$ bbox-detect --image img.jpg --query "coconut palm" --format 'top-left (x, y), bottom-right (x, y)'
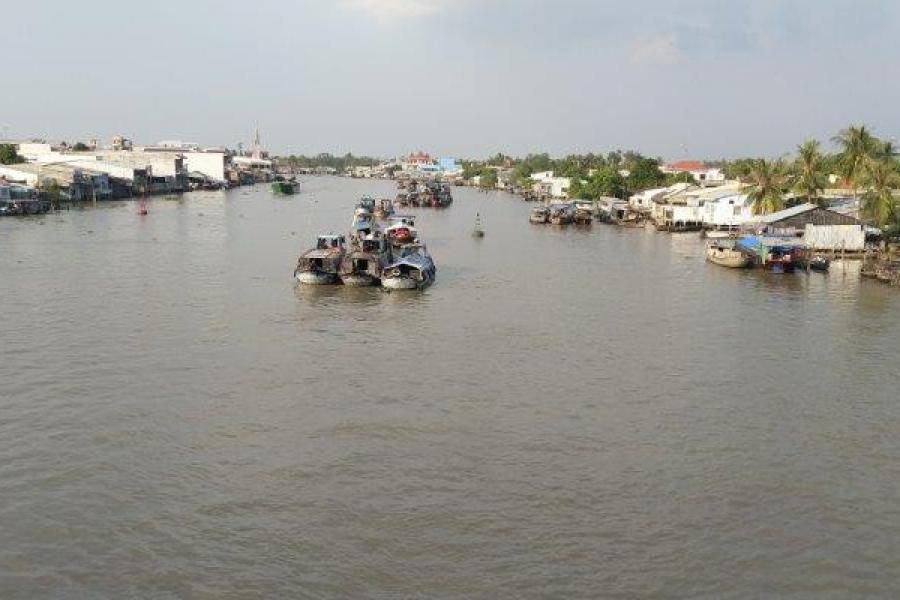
top-left (793, 139), bottom-right (827, 206)
top-left (861, 159), bottom-right (899, 228)
top-left (745, 159), bottom-right (787, 215)
top-left (833, 125), bottom-right (879, 198)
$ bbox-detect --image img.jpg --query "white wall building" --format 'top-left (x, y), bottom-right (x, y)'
top-left (529, 171), bottom-right (571, 198)
top-left (701, 193), bottom-right (754, 230)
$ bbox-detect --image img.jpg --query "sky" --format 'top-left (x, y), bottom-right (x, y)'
top-left (2, 0), bottom-right (900, 160)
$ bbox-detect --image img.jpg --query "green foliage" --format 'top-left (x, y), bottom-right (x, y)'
top-left (0, 144), bottom-right (23, 165)
top-left (833, 124), bottom-right (879, 193)
top-left (626, 157), bottom-right (666, 192)
top-left (276, 153), bottom-right (380, 173)
top-left (579, 167), bottom-right (627, 199)
top-left (42, 179), bottom-right (62, 209)
top-left (861, 159), bottom-right (899, 228)
top-left (478, 168), bottom-right (498, 189)
top-left (793, 139), bottom-right (827, 206)
top-left (746, 159), bottom-right (787, 215)
top-left (72, 142), bottom-right (90, 151)
top-left (664, 171), bottom-right (696, 185)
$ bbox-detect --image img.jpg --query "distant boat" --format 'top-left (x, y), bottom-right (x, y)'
top-left (706, 241), bottom-right (752, 268)
top-left (549, 203), bottom-right (574, 225)
top-left (271, 181), bottom-right (296, 195)
top-left (374, 198), bottom-right (394, 219)
top-left (385, 215), bottom-right (419, 247)
top-left (294, 234), bottom-right (347, 284)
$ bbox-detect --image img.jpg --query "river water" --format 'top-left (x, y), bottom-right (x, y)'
top-left (1, 177), bottom-right (899, 599)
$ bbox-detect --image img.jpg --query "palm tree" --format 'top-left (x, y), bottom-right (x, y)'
top-left (745, 159), bottom-right (786, 215)
top-left (833, 125), bottom-right (879, 201)
top-left (793, 139), bottom-right (827, 206)
top-left (861, 159), bottom-right (898, 228)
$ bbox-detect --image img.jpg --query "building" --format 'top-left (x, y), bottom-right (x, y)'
top-left (529, 171), bottom-right (571, 198)
top-left (749, 203), bottom-right (864, 250)
top-left (0, 163), bottom-right (98, 201)
top-left (701, 193), bottom-right (753, 230)
top-left (628, 186), bottom-right (669, 214)
top-left (662, 160), bottom-right (726, 186)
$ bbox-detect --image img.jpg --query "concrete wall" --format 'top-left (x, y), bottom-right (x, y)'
top-left (184, 151), bottom-right (226, 182)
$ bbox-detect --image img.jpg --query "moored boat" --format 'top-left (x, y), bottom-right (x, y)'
top-left (529, 206), bottom-right (550, 224)
top-left (706, 241), bottom-right (752, 268)
top-left (736, 236), bottom-right (807, 273)
top-left (294, 234), bottom-right (347, 284)
top-left (374, 198), bottom-right (394, 218)
top-left (573, 201), bottom-right (594, 225)
top-left (549, 203), bottom-right (574, 225)
top-left (385, 215), bottom-right (419, 247)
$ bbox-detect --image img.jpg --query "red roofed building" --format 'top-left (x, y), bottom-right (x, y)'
top-left (662, 160), bottom-right (726, 185)
top-left (404, 151), bottom-right (433, 167)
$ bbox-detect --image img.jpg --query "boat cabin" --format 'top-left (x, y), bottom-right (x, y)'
top-left (316, 234), bottom-right (346, 251)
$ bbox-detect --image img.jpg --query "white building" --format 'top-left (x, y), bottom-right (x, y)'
top-left (628, 187), bottom-right (669, 213)
top-left (529, 171), bottom-right (571, 198)
top-left (701, 193), bottom-right (753, 230)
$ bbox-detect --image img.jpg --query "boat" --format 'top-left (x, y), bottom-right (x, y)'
top-left (809, 255), bottom-right (830, 272)
top-left (294, 234), bottom-right (347, 284)
top-left (706, 241), bottom-right (752, 268)
top-left (385, 215), bottom-right (419, 247)
top-left (374, 198), bottom-right (394, 219)
top-left (358, 196), bottom-right (376, 212)
top-left (341, 235), bottom-right (392, 286)
top-left (472, 213), bottom-right (485, 238)
top-left (573, 201), bottom-right (594, 225)
top-left (381, 243), bottom-right (436, 290)
top-left (736, 236), bottom-right (807, 273)
top-left (529, 206), bottom-right (550, 224)
top-left (549, 203), bottom-right (574, 225)
top-left (394, 193), bottom-right (409, 208)
top-left (271, 181), bottom-right (296, 195)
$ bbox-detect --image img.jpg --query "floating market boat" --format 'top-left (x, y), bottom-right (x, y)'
top-left (271, 181), bottom-right (296, 195)
top-left (374, 198), bottom-right (394, 219)
top-left (706, 240), bottom-right (752, 268)
top-left (573, 201), bottom-right (594, 225)
top-left (549, 203), bottom-right (575, 225)
top-left (294, 234), bottom-right (347, 284)
top-left (385, 215), bottom-right (419, 246)
top-left (358, 196), bottom-right (376, 213)
top-left (529, 206), bottom-right (550, 224)
top-left (381, 243), bottom-right (436, 290)
top-left (341, 236), bottom-right (392, 286)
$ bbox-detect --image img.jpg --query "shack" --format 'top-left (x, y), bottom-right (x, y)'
top-left (750, 203), bottom-right (864, 251)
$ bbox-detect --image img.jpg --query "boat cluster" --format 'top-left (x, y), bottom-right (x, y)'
top-left (293, 196), bottom-right (436, 290)
top-left (704, 234), bottom-right (829, 272)
top-left (529, 200), bottom-right (596, 226)
top-left (395, 179), bottom-right (453, 208)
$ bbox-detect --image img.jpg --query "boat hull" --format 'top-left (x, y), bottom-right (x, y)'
top-left (295, 271), bottom-right (338, 285)
top-left (382, 276), bottom-right (425, 290)
top-left (706, 248), bottom-right (752, 268)
top-left (341, 273), bottom-right (378, 286)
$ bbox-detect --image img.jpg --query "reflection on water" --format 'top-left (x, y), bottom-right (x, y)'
top-left (1, 178), bottom-right (899, 599)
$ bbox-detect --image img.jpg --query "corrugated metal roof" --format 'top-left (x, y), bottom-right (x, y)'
top-left (753, 203), bottom-right (818, 224)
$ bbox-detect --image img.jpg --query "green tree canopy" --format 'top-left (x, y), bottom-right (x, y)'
top-left (0, 144), bottom-right (23, 165)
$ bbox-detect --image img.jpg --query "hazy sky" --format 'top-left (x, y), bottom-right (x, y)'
top-left (3, 0), bottom-right (899, 159)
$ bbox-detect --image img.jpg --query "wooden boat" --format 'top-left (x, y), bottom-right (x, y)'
top-left (271, 181), bottom-right (295, 195)
top-left (706, 241), bottom-right (752, 268)
top-left (736, 236), bottom-right (807, 273)
top-left (294, 234), bottom-right (346, 284)
top-left (341, 236), bottom-right (392, 286)
top-left (381, 243), bottom-right (436, 290)
top-left (385, 215), bottom-right (419, 247)
top-left (374, 198), bottom-right (394, 219)
top-left (529, 206), bottom-right (550, 224)
top-left (549, 203), bottom-right (574, 225)
top-left (809, 255), bottom-right (830, 272)
top-left (573, 201), bottom-right (594, 225)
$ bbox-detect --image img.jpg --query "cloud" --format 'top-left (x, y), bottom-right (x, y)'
top-left (630, 33), bottom-right (680, 65)
top-left (339, 0), bottom-right (448, 22)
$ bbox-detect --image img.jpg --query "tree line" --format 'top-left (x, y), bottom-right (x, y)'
top-left (276, 153), bottom-right (381, 172)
